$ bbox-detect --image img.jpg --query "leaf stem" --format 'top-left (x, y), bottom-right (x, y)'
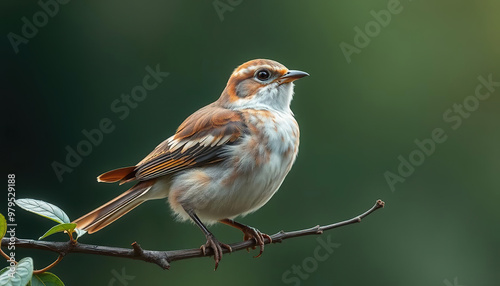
top-left (0, 247), bottom-right (14, 263)
top-left (33, 254), bottom-right (64, 274)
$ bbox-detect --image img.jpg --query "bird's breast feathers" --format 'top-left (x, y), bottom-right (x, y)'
top-left (230, 108), bottom-right (299, 173)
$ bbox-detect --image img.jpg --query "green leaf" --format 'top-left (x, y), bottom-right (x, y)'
top-left (30, 272), bottom-right (65, 286)
top-left (39, 223), bottom-right (76, 240)
top-left (0, 257), bottom-right (33, 286)
top-left (15, 199), bottom-right (70, 224)
top-left (0, 213), bottom-right (6, 240)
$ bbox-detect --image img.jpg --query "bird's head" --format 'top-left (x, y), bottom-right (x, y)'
top-left (217, 59), bottom-right (309, 112)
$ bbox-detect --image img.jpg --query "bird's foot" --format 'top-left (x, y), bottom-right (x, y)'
top-left (240, 226), bottom-right (272, 258)
top-left (200, 234), bottom-right (232, 270)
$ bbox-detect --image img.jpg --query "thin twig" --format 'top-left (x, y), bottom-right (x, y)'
top-left (1, 199), bottom-right (384, 270)
top-left (33, 254), bottom-right (64, 274)
top-left (0, 248), bottom-right (13, 263)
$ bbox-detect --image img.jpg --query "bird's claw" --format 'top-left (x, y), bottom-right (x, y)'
top-left (200, 234), bottom-right (232, 270)
top-left (242, 226), bottom-right (272, 258)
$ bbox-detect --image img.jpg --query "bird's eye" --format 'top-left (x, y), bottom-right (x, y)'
top-left (256, 69), bottom-right (271, 81)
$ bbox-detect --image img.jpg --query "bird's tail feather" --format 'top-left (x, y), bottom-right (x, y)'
top-left (73, 180), bottom-right (155, 234)
top-left (97, 166), bottom-right (136, 185)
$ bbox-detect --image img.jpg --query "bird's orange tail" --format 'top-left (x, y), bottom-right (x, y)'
top-left (97, 166), bottom-right (136, 184)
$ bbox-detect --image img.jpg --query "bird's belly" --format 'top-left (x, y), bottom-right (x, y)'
top-left (225, 152), bottom-right (293, 214)
top-left (194, 152), bottom-right (294, 222)
top-left (169, 143), bottom-right (297, 224)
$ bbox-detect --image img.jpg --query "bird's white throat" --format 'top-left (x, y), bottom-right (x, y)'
top-left (229, 82), bottom-right (295, 113)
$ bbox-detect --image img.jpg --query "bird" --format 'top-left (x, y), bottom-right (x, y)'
top-left (72, 59), bottom-right (309, 269)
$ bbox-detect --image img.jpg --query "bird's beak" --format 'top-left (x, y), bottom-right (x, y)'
top-left (278, 70), bottom-right (309, 84)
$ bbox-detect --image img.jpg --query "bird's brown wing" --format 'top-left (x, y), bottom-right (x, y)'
top-left (98, 104), bottom-right (246, 183)
top-left (132, 104), bottom-right (247, 181)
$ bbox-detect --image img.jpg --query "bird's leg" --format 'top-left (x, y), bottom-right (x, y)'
top-left (185, 209), bottom-right (231, 270)
top-left (220, 219), bottom-right (272, 258)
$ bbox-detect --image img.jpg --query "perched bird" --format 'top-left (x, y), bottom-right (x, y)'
top-left (73, 59), bottom-right (309, 269)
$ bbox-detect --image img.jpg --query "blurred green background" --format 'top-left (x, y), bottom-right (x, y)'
top-left (2, 0), bottom-right (499, 285)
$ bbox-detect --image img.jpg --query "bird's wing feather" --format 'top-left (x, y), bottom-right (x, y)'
top-left (135, 104), bottom-right (247, 180)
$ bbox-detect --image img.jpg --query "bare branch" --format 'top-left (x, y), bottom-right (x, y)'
top-left (2, 199), bottom-right (385, 270)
